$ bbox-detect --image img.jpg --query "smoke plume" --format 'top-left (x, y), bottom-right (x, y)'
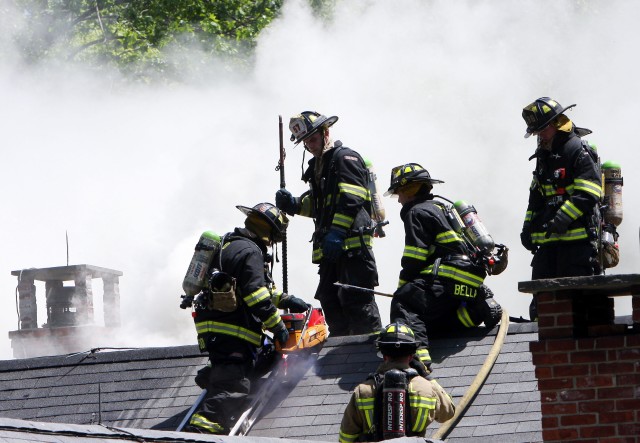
top-left (1, 0), bottom-right (638, 359)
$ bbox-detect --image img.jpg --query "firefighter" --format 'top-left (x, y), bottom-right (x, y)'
top-left (385, 163), bottom-right (503, 371)
top-left (185, 202), bottom-right (308, 434)
top-left (339, 323), bottom-right (455, 442)
top-left (275, 111), bottom-right (382, 337)
top-left (520, 97), bottom-right (602, 320)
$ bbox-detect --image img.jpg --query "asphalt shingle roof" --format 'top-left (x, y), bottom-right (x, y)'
top-left (0, 322), bottom-right (541, 442)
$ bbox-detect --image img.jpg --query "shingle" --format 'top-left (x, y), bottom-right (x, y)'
top-left (492, 381), bottom-right (537, 394)
top-left (516, 420), bottom-right (543, 432)
top-left (472, 422), bottom-right (519, 436)
top-left (483, 401), bottom-right (530, 415)
top-left (0, 325), bottom-right (543, 442)
top-left (499, 411), bottom-right (541, 424)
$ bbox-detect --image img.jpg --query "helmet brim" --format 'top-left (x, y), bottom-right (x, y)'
top-left (236, 204), bottom-right (286, 238)
top-left (523, 103), bottom-right (576, 138)
top-left (292, 115), bottom-right (338, 145)
top-left (383, 178), bottom-right (444, 196)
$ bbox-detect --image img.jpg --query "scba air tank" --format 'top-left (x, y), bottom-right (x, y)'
top-left (182, 231), bottom-right (221, 297)
top-left (602, 161), bottom-right (623, 226)
top-left (364, 158), bottom-right (386, 227)
top-left (453, 200), bottom-right (495, 253)
top-left (381, 369), bottom-right (408, 440)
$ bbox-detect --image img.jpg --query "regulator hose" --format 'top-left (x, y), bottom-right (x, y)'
top-left (432, 309), bottom-right (510, 440)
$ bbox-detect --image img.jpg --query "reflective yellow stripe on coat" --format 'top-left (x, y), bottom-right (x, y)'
top-left (194, 321), bottom-right (262, 346)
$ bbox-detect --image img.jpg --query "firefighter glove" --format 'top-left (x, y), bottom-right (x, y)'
top-left (520, 222), bottom-right (536, 252)
top-left (275, 189), bottom-right (298, 215)
top-left (194, 364), bottom-right (212, 389)
top-left (410, 354), bottom-right (432, 377)
top-left (272, 322), bottom-right (290, 346)
top-left (322, 228), bottom-right (346, 262)
top-left (279, 294), bottom-right (309, 313)
top-left (544, 210), bottom-right (573, 238)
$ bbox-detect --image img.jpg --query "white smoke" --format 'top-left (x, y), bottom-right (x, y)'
top-left (1, 0), bottom-right (639, 359)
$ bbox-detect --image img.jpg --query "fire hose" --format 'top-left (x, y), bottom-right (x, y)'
top-left (431, 308), bottom-right (509, 440)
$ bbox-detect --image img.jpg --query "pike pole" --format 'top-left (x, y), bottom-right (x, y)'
top-left (333, 282), bottom-right (393, 298)
top-left (277, 115), bottom-right (288, 294)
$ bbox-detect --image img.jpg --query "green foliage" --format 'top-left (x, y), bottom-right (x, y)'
top-left (11, 0), bottom-right (284, 83)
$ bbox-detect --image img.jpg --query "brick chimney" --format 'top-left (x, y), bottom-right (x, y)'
top-left (9, 265), bottom-right (123, 359)
top-left (519, 274), bottom-right (640, 442)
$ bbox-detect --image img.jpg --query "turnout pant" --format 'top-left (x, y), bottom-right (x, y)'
top-left (315, 250), bottom-right (382, 337)
top-left (528, 241), bottom-right (596, 320)
top-left (390, 279), bottom-right (492, 364)
top-left (187, 361), bottom-right (251, 434)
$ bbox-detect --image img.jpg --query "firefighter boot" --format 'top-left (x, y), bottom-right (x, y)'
top-left (482, 298), bottom-right (503, 329)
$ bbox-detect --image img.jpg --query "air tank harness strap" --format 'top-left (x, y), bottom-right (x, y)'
top-left (355, 226), bottom-right (375, 262)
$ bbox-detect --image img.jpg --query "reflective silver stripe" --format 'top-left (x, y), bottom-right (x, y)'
top-left (344, 235), bottom-right (372, 250)
top-left (409, 391), bottom-right (436, 432)
top-left (457, 304), bottom-right (475, 327)
top-left (333, 213), bottom-right (354, 229)
top-left (436, 230), bottom-right (463, 244)
top-left (194, 321), bottom-right (262, 346)
top-left (263, 311), bottom-right (282, 329)
top-left (532, 227), bottom-right (589, 244)
top-left (339, 430), bottom-right (359, 443)
top-left (189, 413), bottom-right (225, 433)
top-left (338, 182), bottom-right (369, 200)
top-left (573, 178), bottom-right (603, 198)
top-left (560, 200), bottom-right (583, 220)
top-left (403, 245), bottom-right (432, 261)
top-left (524, 210), bottom-right (533, 222)
top-left (244, 287), bottom-right (270, 307)
top-left (355, 397), bottom-right (375, 430)
top-left (421, 264), bottom-right (484, 287)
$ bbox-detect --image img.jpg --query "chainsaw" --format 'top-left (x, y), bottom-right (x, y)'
top-left (228, 306), bottom-right (328, 436)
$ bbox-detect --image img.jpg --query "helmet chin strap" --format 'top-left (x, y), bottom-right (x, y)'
top-left (300, 148), bottom-right (306, 180)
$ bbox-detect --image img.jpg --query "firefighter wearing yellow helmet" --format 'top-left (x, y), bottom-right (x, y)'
top-left (339, 323), bottom-right (455, 442)
top-left (275, 111), bottom-right (382, 337)
top-left (385, 163), bottom-right (503, 372)
top-left (520, 97), bottom-right (603, 320)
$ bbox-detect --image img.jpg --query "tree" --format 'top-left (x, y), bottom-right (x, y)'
top-left (11, 0), bottom-right (284, 82)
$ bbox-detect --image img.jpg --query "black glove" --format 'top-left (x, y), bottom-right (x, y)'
top-left (194, 364), bottom-right (211, 389)
top-left (410, 354), bottom-right (432, 377)
top-left (322, 228), bottom-right (346, 262)
top-left (544, 210), bottom-right (573, 238)
top-left (275, 189), bottom-right (298, 215)
top-left (272, 323), bottom-right (290, 347)
top-left (520, 222), bottom-right (536, 252)
top-left (279, 294), bottom-right (309, 313)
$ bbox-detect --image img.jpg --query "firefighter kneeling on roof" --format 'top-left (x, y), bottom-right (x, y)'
top-left (339, 323), bottom-right (455, 442)
top-left (184, 202), bottom-right (308, 435)
top-left (385, 163), bottom-right (505, 373)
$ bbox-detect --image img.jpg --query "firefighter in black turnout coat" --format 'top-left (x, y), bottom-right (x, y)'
top-left (386, 164), bottom-right (502, 370)
top-left (276, 111), bottom-right (382, 336)
top-left (185, 202), bottom-right (307, 434)
top-left (520, 97), bottom-right (602, 320)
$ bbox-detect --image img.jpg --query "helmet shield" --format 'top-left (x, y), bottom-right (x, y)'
top-left (384, 163), bottom-right (444, 196)
top-left (522, 97), bottom-right (576, 138)
top-left (237, 203), bottom-right (289, 242)
top-left (375, 322), bottom-right (420, 357)
top-left (289, 111), bottom-right (338, 144)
